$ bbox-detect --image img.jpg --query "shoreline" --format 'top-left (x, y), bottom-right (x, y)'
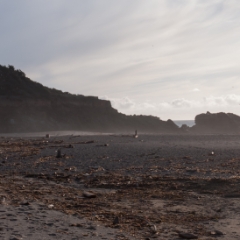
top-left (1, 134), bottom-right (240, 239)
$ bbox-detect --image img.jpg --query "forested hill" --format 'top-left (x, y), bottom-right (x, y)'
top-left (0, 65), bottom-right (179, 133)
top-left (0, 65), bottom-right (106, 104)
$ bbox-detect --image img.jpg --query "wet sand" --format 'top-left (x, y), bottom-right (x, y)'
top-left (0, 132), bottom-right (240, 239)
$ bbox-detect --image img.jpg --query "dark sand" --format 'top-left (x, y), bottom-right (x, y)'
top-left (1, 132), bottom-right (240, 239)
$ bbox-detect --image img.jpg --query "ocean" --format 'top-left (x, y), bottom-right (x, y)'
top-left (173, 120), bottom-right (195, 127)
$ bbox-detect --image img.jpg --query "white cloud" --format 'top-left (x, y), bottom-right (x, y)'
top-left (101, 94), bottom-right (240, 120)
top-left (203, 94), bottom-right (240, 106)
top-left (1, 1), bottom-right (240, 119)
top-left (192, 88), bottom-right (200, 92)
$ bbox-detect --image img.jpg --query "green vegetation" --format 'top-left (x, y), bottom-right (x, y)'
top-left (0, 65), bottom-right (98, 102)
top-left (0, 64), bottom-right (179, 133)
top-left (0, 65), bottom-right (51, 98)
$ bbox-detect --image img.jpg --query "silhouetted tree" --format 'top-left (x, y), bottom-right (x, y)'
top-left (8, 65), bottom-right (15, 71)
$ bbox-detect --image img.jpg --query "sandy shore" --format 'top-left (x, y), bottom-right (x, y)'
top-left (0, 132), bottom-right (240, 239)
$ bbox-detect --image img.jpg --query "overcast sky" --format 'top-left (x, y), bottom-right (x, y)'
top-left (1, 0), bottom-right (240, 120)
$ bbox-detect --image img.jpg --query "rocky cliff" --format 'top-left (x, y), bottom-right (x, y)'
top-left (191, 111), bottom-right (240, 133)
top-left (0, 65), bottom-right (179, 133)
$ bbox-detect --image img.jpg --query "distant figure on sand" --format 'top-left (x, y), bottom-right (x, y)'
top-left (134, 130), bottom-right (138, 138)
top-left (56, 149), bottom-right (62, 158)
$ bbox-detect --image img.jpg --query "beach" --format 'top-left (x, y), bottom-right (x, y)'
top-left (0, 132), bottom-right (240, 239)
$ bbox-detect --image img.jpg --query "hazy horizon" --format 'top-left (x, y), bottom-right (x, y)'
top-left (1, 1), bottom-right (240, 120)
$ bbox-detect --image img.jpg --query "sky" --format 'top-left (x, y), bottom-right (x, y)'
top-left (1, 0), bottom-right (240, 120)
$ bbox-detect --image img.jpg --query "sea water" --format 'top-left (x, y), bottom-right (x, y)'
top-left (174, 120), bottom-right (195, 127)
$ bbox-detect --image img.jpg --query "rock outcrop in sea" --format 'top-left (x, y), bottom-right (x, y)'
top-left (191, 111), bottom-right (240, 133)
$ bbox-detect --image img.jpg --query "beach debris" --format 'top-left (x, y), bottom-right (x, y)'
top-left (224, 193), bottom-right (240, 198)
top-left (83, 191), bottom-right (97, 198)
top-left (178, 232), bottom-right (198, 239)
top-left (87, 225), bottom-right (97, 230)
top-left (9, 236), bottom-right (23, 240)
top-left (1, 134), bottom-right (240, 239)
top-left (113, 216), bottom-right (119, 225)
top-left (209, 151), bottom-right (215, 156)
top-left (20, 201), bottom-right (30, 206)
top-left (96, 143), bottom-right (109, 147)
top-left (74, 140), bottom-right (95, 144)
top-left (48, 204), bottom-right (54, 209)
top-left (0, 196), bottom-right (6, 205)
top-left (70, 223), bottom-right (84, 227)
top-left (150, 224), bottom-right (158, 234)
top-left (209, 230), bottom-right (224, 236)
top-left (64, 167), bottom-right (77, 172)
top-left (186, 169), bottom-right (199, 174)
top-left (56, 149), bottom-right (62, 158)
top-left (67, 144), bottom-right (74, 148)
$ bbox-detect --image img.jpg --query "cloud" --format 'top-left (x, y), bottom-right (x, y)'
top-left (101, 94), bottom-right (240, 119)
top-left (101, 96), bottom-right (156, 112)
top-left (1, 1), bottom-right (240, 119)
top-left (192, 88), bottom-right (200, 92)
top-left (203, 94), bottom-right (240, 106)
top-left (112, 97), bottom-right (136, 110)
